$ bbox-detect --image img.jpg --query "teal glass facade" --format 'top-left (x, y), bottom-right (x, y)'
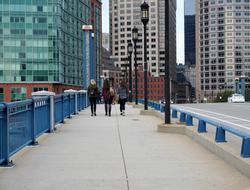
top-left (0, 0), bottom-right (91, 86)
top-left (94, 4), bottom-right (101, 88)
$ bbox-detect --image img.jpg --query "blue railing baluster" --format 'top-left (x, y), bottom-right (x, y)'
top-left (241, 138), bottom-right (250, 158)
top-left (215, 127), bottom-right (226, 142)
top-left (198, 120), bottom-right (207, 133)
top-left (186, 115), bottom-right (193, 126)
top-left (172, 109), bottom-right (178, 118)
top-left (180, 112), bottom-right (186, 123)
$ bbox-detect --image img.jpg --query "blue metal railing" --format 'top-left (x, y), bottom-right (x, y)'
top-left (137, 99), bottom-right (250, 158)
top-left (0, 91), bottom-right (88, 166)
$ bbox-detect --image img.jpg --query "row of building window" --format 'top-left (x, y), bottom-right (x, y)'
top-left (0, 86), bottom-right (48, 102)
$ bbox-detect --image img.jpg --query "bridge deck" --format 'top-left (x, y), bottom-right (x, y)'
top-left (0, 105), bottom-right (249, 190)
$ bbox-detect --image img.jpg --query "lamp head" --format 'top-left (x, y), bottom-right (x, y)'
top-left (141, 1), bottom-right (149, 25)
top-left (127, 43), bottom-right (133, 54)
top-left (132, 27), bottom-right (138, 42)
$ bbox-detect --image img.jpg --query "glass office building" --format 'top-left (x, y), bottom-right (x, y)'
top-left (0, 0), bottom-right (91, 101)
top-left (93, 0), bottom-right (101, 88)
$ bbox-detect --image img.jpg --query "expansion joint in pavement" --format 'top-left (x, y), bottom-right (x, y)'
top-left (114, 106), bottom-right (130, 190)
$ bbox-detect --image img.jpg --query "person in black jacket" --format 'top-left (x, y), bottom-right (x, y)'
top-left (87, 79), bottom-right (99, 116)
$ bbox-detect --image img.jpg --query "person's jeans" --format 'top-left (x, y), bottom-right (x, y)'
top-left (89, 97), bottom-right (97, 114)
top-left (119, 99), bottom-right (126, 113)
top-left (104, 100), bottom-right (112, 115)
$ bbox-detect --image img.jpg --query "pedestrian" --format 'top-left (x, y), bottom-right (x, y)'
top-left (117, 80), bottom-right (128, 116)
top-left (87, 79), bottom-right (99, 116)
top-left (102, 79), bottom-right (115, 116)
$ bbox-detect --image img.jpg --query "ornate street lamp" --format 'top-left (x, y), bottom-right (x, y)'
top-left (141, 1), bottom-right (149, 110)
top-left (127, 42), bottom-right (133, 102)
top-left (132, 27), bottom-right (139, 105)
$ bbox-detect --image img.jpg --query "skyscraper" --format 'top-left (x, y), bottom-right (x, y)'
top-left (0, 1), bottom-right (91, 102)
top-left (184, 0), bottom-right (196, 66)
top-left (196, 0), bottom-right (250, 102)
top-left (109, 0), bottom-right (176, 80)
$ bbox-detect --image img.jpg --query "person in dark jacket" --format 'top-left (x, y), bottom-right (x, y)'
top-left (117, 80), bottom-right (128, 116)
top-left (87, 79), bottom-right (99, 116)
top-left (102, 79), bottom-right (114, 116)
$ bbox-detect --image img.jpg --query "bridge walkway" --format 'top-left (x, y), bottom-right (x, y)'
top-left (0, 105), bottom-right (249, 190)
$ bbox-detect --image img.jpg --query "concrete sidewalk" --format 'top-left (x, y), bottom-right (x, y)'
top-left (0, 104), bottom-right (249, 190)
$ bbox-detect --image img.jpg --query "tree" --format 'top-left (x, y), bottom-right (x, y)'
top-left (215, 90), bottom-right (234, 102)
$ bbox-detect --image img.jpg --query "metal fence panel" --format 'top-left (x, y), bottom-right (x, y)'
top-left (70, 94), bottom-right (75, 114)
top-left (63, 95), bottom-right (70, 118)
top-left (34, 98), bottom-right (50, 137)
top-left (55, 95), bottom-right (63, 124)
top-left (8, 101), bottom-right (33, 156)
top-left (0, 92), bottom-right (88, 165)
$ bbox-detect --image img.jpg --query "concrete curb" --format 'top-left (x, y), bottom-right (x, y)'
top-left (132, 104), bottom-right (144, 109)
top-left (140, 108), bottom-right (250, 178)
top-left (157, 123), bottom-right (186, 134)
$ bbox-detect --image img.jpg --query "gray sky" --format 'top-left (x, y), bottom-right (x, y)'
top-left (102, 0), bottom-right (184, 64)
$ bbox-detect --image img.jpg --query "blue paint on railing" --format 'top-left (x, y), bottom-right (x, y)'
top-left (137, 99), bottom-right (250, 158)
top-left (0, 91), bottom-right (88, 166)
top-left (198, 120), bottom-right (207, 133)
top-left (0, 104), bottom-right (6, 164)
top-left (70, 94), bottom-right (75, 115)
top-left (180, 112), bottom-right (186, 123)
top-left (172, 109), bottom-right (178, 118)
top-left (215, 127), bottom-right (226, 143)
top-left (63, 95), bottom-right (70, 118)
top-left (34, 98), bottom-right (50, 137)
top-left (54, 95), bottom-right (64, 124)
top-left (8, 101), bottom-right (33, 157)
top-left (186, 115), bottom-right (193, 126)
top-left (241, 138), bottom-right (250, 158)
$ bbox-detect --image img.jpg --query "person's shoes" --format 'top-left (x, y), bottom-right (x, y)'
top-left (122, 111), bottom-right (125, 116)
top-left (105, 113), bottom-right (107, 116)
top-left (120, 112), bottom-right (122, 115)
top-left (94, 113), bottom-right (97, 116)
top-left (91, 113), bottom-right (93, 116)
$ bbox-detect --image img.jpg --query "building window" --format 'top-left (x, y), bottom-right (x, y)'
top-left (10, 87), bottom-right (27, 102)
top-left (0, 88), bottom-right (3, 102)
top-left (33, 87), bottom-right (48, 92)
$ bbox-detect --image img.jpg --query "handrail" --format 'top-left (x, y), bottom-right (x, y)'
top-left (137, 99), bottom-right (250, 158)
top-left (0, 91), bottom-right (89, 167)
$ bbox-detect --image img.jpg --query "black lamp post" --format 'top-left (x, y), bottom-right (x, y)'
top-left (132, 27), bottom-right (139, 105)
top-left (128, 43), bottom-right (133, 102)
top-left (141, 1), bottom-right (149, 110)
top-left (165, 0), bottom-right (171, 124)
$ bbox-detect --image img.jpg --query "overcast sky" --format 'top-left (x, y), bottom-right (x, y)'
top-left (102, 0), bottom-right (185, 64)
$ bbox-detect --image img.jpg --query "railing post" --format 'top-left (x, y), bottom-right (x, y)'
top-left (241, 137), bottom-right (250, 158)
top-left (186, 115), bottom-right (193, 126)
top-left (198, 120), bottom-right (207, 133)
top-left (172, 109), bottom-right (178, 118)
top-left (180, 112), bottom-right (186, 123)
top-left (61, 95), bottom-right (65, 123)
top-left (30, 99), bottom-right (38, 145)
top-left (74, 92), bottom-right (78, 114)
top-left (68, 94), bottom-right (71, 118)
top-left (0, 104), bottom-right (14, 167)
top-left (215, 127), bottom-right (226, 142)
top-left (49, 95), bottom-right (55, 132)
